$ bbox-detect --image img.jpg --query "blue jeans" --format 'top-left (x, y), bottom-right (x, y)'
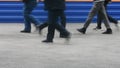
top-left (23, 2), bottom-right (40, 31)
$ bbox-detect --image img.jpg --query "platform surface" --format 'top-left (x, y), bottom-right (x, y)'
top-left (0, 23), bottom-right (120, 68)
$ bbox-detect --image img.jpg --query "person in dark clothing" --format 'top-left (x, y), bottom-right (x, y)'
top-left (42, 0), bottom-right (71, 43)
top-left (38, 11), bottom-right (66, 38)
top-left (77, 0), bottom-right (112, 34)
top-left (94, 0), bottom-right (118, 30)
top-left (21, 0), bottom-right (41, 33)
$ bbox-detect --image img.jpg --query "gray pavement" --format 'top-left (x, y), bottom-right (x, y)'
top-left (0, 23), bottom-right (120, 68)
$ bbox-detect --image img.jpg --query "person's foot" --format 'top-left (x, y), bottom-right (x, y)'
top-left (93, 27), bottom-right (101, 30)
top-left (34, 24), bottom-right (40, 30)
top-left (36, 24), bottom-right (43, 34)
top-left (42, 39), bottom-right (53, 43)
top-left (64, 32), bottom-right (71, 41)
top-left (77, 28), bottom-right (86, 34)
top-left (102, 29), bottom-right (112, 34)
top-left (20, 30), bottom-right (31, 33)
top-left (60, 35), bottom-right (67, 38)
top-left (114, 21), bottom-right (120, 30)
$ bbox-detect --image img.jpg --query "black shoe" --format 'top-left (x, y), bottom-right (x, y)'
top-left (102, 29), bottom-right (112, 34)
top-left (77, 28), bottom-right (86, 34)
top-left (42, 40), bottom-right (53, 43)
top-left (20, 30), bottom-right (31, 33)
top-left (35, 25), bottom-right (42, 34)
top-left (93, 27), bottom-right (101, 30)
top-left (37, 22), bottom-right (48, 34)
top-left (64, 32), bottom-right (71, 41)
top-left (60, 35), bottom-right (66, 38)
top-left (37, 25), bottom-right (44, 34)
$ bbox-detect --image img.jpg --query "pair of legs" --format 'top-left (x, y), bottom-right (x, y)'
top-left (77, 1), bottom-right (112, 34)
top-left (95, 1), bottom-right (118, 29)
top-left (38, 10), bottom-right (66, 37)
top-left (21, 2), bottom-right (41, 33)
top-left (42, 10), bottom-right (70, 43)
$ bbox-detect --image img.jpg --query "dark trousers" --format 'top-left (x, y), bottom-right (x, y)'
top-left (39, 10), bottom-right (66, 36)
top-left (97, 1), bottom-right (118, 28)
top-left (46, 10), bottom-right (69, 41)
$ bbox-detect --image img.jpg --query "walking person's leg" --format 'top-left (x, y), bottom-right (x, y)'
top-left (59, 10), bottom-right (67, 37)
top-left (37, 10), bottom-right (67, 35)
top-left (93, 10), bottom-right (102, 30)
top-left (37, 22), bottom-right (48, 34)
top-left (77, 2), bottom-right (99, 34)
top-left (21, 2), bottom-right (33, 33)
top-left (60, 10), bottom-right (66, 27)
top-left (100, 2), bottom-right (112, 34)
top-left (25, 2), bottom-right (41, 27)
top-left (108, 15), bottom-right (118, 25)
top-left (42, 10), bottom-right (70, 43)
top-left (21, 2), bottom-right (41, 33)
top-left (104, 1), bottom-right (118, 26)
